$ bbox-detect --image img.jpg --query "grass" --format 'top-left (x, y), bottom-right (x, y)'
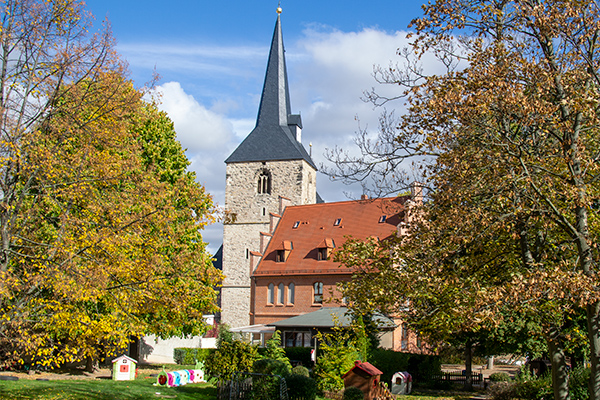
top-left (0, 379), bottom-right (216, 399)
top-left (0, 365), bottom-right (216, 400)
top-left (0, 365), bottom-right (474, 400)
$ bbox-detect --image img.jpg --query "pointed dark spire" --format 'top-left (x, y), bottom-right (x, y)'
top-left (225, 11), bottom-right (316, 169)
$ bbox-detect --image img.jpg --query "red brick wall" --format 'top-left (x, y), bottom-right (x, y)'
top-left (251, 274), bottom-right (349, 325)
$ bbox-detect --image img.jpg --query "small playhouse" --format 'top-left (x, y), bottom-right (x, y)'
top-left (112, 355), bottom-right (137, 381)
top-left (342, 360), bottom-right (383, 400)
top-left (391, 371), bottom-right (412, 395)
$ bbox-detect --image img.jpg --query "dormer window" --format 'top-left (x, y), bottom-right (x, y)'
top-left (257, 169), bottom-right (271, 194)
top-left (293, 221), bottom-right (300, 229)
top-left (379, 215), bottom-right (387, 223)
top-left (275, 241), bottom-right (293, 262)
top-left (334, 218), bottom-right (342, 226)
top-left (316, 238), bottom-right (335, 261)
top-left (317, 248), bottom-right (328, 260)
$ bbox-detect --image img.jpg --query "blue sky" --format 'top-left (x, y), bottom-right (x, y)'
top-left (84, 0), bottom-right (432, 253)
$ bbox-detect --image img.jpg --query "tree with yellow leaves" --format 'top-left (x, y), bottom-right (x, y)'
top-left (0, 0), bottom-right (221, 369)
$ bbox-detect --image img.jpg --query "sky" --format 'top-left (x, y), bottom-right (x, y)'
top-left (83, 0), bottom-right (432, 254)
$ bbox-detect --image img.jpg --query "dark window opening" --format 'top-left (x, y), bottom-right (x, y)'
top-left (276, 250), bottom-right (285, 262)
top-left (257, 170), bottom-right (271, 194)
top-left (317, 248), bottom-right (328, 261)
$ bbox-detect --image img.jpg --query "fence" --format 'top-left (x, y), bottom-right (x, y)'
top-left (217, 372), bottom-right (289, 400)
top-left (430, 371), bottom-right (483, 385)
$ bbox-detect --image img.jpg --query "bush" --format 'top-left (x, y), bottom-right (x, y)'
top-left (291, 365), bottom-right (310, 377)
top-left (342, 386), bottom-right (364, 400)
top-left (489, 372), bottom-right (511, 382)
top-left (570, 367), bottom-right (591, 400)
top-left (173, 348), bottom-right (212, 365)
top-left (205, 340), bottom-right (259, 381)
top-left (488, 381), bottom-right (517, 400)
top-left (368, 349), bottom-right (441, 388)
top-left (284, 347), bottom-right (312, 366)
top-left (253, 358), bottom-right (291, 377)
top-left (286, 374), bottom-right (317, 400)
top-left (514, 375), bottom-right (552, 400)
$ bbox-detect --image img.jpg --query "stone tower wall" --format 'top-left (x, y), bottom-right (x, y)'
top-left (221, 159), bottom-right (317, 328)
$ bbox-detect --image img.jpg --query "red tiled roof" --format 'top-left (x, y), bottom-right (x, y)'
top-left (254, 196), bottom-right (407, 276)
top-left (343, 361), bottom-right (383, 377)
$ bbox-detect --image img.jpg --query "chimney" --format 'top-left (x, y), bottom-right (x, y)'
top-left (249, 251), bottom-right (262, 275)
top-left (260, 232), bottom-right (272, 253)
top-left (410, 182), bottom-right (423, 203)
top-left (279, 196), bottom-right (291, 215)
top-left (270, 213), bottom-right (281, 234)
top-left (361, 194), bottom-right (369, 200)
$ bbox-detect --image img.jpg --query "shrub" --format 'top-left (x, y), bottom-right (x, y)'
top-left (253, 358), bottom-right (291, 377)
top-left (205, 340), bottom-right (259, 381)
top-left (488, 381), bottom-right (517, 400)
top-left (286, 374), bottom-right (317, 400)
top-left (369, 349), bottom-right (410, 384)
top-left (291, 365), bottom-right (310, 377)
top-left (570, 367), bottom-right (591, 400)
top-left (284, 347), bottom-right (312, 366)
top-left (514, 375), bottom-right (552, 400)
top-left (489, 372), bottom-right (511, 382)
top-left (262, 331), bottom-right (292, 372)
top-left (342, 386), bottom-right (364, 400)
top-left (173, 348), bottom-right (212, 365)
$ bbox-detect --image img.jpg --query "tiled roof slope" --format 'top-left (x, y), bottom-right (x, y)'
top-left (254, 196), bottom-right (408, 276)
top-left (225, 14), bottom-right (316, 169)
top-left (343, 361), bottom-right (383, 378)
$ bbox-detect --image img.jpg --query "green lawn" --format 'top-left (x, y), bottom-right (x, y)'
top-left (0, 378), bottom-right (216, 399)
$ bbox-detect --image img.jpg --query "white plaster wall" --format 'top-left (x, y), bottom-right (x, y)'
top-left (140, 335), bottom-right (217, 364)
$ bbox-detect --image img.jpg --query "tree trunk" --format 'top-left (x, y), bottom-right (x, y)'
top-left (85, 357), bottom-right (98, 373)
top-left (587, 302), bottom-right (600, 400)
top-left (464, 341), bottom-right (473, 391)
top-left (548, 331), bottom-right (570, 400)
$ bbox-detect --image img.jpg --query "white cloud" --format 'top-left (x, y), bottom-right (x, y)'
top-left (154, 82), bottom-right (234, 153)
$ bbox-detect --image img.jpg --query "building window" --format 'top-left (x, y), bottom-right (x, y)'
top-left (293, 221), bottom-right (300, 229)
top-left (284, 331), bottom-right (312, 347)
top-left (379, 215), bottom-right (387, 223)
top-left (278, 283), bottom-right (284, 304)
top-left (288, 283), bottom-right (295, 304)
top-left (314, 282), bottom-right (323, 304)
top-left (276, 250), bottom-right (285, 262)
top-left (334, 218), bottom-right (342, 226)
top-left (268, 283), bottom-right (275, 304)
top-left (257, 170), bottom-right (271, 194)
top-left (317, 248), bottom-right (328, 261)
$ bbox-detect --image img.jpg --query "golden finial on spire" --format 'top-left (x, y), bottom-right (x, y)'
top-left (277, 0), bottom-right (282, 14)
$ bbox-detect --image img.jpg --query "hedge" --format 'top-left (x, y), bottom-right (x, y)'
top-left (173, 348), bottom-right (213, 365)
top-left (369, 349), bottom-right (441, 385)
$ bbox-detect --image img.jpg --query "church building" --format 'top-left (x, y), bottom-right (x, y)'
top-left (221, 8), bottom-right (318, 329)
top-left (219, 9), bottom-right (426, 354)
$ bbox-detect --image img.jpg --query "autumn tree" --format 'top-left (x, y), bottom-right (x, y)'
top-left (0, 0), bottom-right (221, 368)
top-left (327, 0), bottom-right (600, 398)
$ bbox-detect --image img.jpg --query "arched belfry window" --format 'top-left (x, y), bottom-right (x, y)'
top-left (257, 169), bottom-right (271, 194)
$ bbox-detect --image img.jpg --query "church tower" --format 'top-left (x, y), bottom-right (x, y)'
top-left (221, 9), bottom-right (317, 328)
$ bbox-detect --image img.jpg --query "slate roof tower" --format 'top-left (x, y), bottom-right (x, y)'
top-left (221, 8), bottom-right (317, 329)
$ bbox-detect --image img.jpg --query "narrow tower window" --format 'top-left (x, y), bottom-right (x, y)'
top-left (257, 170), bottom-right (271, 194)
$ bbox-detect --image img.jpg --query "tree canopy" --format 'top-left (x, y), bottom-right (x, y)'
top-left (327, 0), bottom-right (600, 398)
top-left (0, 0), bottom-right (221, 368)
